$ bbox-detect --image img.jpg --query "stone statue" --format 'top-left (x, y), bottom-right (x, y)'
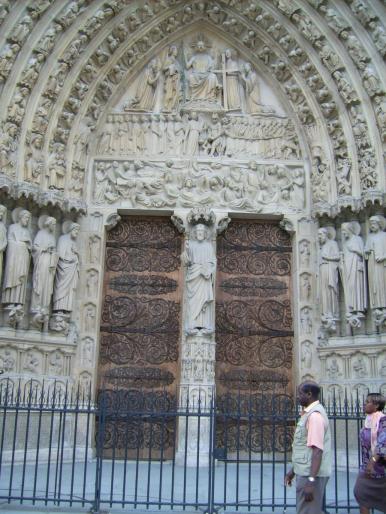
top-left (31, 216), bottom-right (58, 319)
top-left (2, 208), bottom-right (32, 308)
top-left (184, 112), bottom-right (202, 156)
top-left (241, 62), bottom-right (263, 114)
top-left (186, 39), bottom-right (221, 104)
top-left (52, 221), bottom-right (80, 313)
top-left (365, 215), bottom-right (386, 315)
top-left (301, 341), bottom-right (312, 369)
top-left (0, 205), bottom-right (7, 288)
top-left (181, 224), bottom-right (216, 335)
top-left (162, 45), bottom-right (181, 112)
top-left (318, 227), bottom-right (340, 325)
top-left (340, 222), bottom-right (367, 320)
top-left (131, 59), bottom-right (160, 111)
top-left (224, 48), bottom-right (241, 110)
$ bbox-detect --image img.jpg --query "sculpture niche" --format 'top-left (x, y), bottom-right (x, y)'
top-left (182, 223), bottom-right (216, 335)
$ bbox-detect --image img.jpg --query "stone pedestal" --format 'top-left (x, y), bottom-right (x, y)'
top-left (176, 333), bottom-right (215, 467)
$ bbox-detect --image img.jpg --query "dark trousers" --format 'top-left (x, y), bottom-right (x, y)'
top-left (296, 476), bottom-right (329, 514)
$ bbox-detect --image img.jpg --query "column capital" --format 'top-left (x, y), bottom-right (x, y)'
top-left (171, 207), bottom-right (231, 237)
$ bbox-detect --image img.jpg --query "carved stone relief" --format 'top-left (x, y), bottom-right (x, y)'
top-left (93, 158), bottom-right (305, 213)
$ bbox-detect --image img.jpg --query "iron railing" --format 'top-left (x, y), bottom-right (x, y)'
top-left (0, 380), bottom-right (366, 513)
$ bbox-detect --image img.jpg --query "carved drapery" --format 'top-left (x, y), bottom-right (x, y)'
top-left (215, 220), bottom-right (293, 452)
top-left (98, 216), bottom-right (182, 457)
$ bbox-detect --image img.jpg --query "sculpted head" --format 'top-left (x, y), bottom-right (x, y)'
top-left (0, 205), bottom-right (6, 222)
top-left (341, 222), bottom-right (352, 240)
top-left (169, 45), bottom-right (178, 57)
top-left (196, 40), bottom-right (205, 52)
top-left (18, 209), bottom-right (31, 227)
top-left (318, 227), bottom-right (328, 245)
top-left (44, 216), bottom-right (57, 233)
top-left (369, 215), bottom-right (386, 233)
top-left (69, 223), bottom-right (80, 240)
top-left (194, 224), bottom-right (208, 242)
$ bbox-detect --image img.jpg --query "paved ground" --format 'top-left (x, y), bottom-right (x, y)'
top-left (0, 460), bottom-right (361, 513)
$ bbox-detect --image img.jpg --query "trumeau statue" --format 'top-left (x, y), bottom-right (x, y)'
top-left (53, 221), bottom-right (80, 314)
top-left (2, 208), bottom-right (32, 308)
top-left (318, 227), bottom-right (340, 326)
top-left (31, 216), bottom-right (58, 317)
top-left (365, 216), bottom-right (386, 314)
top-left (340, 222), bottom-right (367, 324)
top-left (182, 224), bottom-right (216, 335)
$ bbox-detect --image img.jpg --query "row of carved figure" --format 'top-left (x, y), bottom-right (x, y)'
top-left (322, 353), bottom-right (386, 381)
top-left (93, 159), bottom-right (305, 210)
top-left (0, 206), bottom-right (79, 330)
top-left (98, 112), bottom-right (300, 160)
top-left (0, 1), bottom-right (383, 188)
top-left (127, 43), bottom-right (273, 114)
top-left (318, 215), bottom-right (386, 330)
top-left (0, 1), bottom-right (383, 203)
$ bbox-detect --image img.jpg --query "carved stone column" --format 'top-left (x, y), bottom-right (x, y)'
top-left (172, 208), bottom-right (229, 466)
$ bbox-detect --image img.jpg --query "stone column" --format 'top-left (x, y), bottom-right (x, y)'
top-left (172, 208), bottom-right (229, 467)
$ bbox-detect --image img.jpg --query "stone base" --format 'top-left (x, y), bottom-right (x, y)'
top-left (318, 333), bottom-right (386, 400)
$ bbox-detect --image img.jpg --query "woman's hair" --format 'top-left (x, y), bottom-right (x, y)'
top-left (367, 393), bottom-right (386, 411)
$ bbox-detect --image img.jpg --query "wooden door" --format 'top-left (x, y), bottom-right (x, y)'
top-left (98, 216), bottom-right (182, 458)
top-left (215, 220), bottom-right (294, 453)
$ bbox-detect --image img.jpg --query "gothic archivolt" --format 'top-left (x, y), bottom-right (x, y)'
top-left (0, 0), bottom-right (383, 214)
top-left (0, 0), bottom-right (384, 400)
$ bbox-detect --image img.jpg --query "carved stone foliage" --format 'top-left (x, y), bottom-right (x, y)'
top-left (216, 221), bottom-right (293, 404)
top-left (98, 216), bottom-right (182, 455)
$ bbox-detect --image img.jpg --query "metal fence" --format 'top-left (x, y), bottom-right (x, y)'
top-left (0, 380), bottom-right (365, 513)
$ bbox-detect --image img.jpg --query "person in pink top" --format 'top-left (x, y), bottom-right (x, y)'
top-left (354, 393), bottom-right (386, 514)
top-left (285, 382), bottom-right (331, 514)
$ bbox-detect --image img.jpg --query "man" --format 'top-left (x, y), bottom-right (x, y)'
top-left (285, 382), bottom-right (332, 514)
